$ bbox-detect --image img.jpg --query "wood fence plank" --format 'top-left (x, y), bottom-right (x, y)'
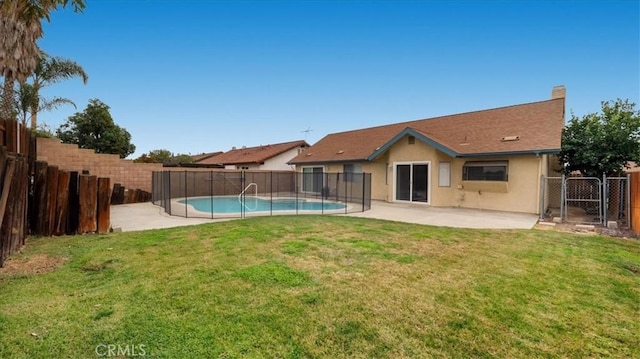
top-left (0, 157), bottom-right (16, 267)
top-left (97, 178), bottom-right (111, 233)
top-left (54, 171), bottom-right (70, 236)
top-left (78, 175), bottom-right (98, 234)
top-left (45, 166), bottom-right (59, 236)
top-left (13, 157), bottom-right (28, 248)
top-left (111, 183), bottom-right (124, 205)
top-left (67, 172), bottom-right (79, 235)
top-left (0, 150), bottom-right (13, 226)
top-left (34, 161), bottom-right (48, 235)
top-left (5, 120), bottom-right (17, 153)
top-left (1, 157), bottom-right (25, 266)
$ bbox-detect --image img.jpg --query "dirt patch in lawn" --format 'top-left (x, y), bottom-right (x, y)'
top-left (0, 254), bottom-right (68, 277)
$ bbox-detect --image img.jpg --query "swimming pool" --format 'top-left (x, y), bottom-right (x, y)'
top-left (178, 196), bottom-right (347, 214)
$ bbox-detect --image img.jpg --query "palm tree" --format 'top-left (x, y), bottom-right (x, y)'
top-left (0, 0), bottom-right (85, 123)
top-left (15, 80), bottom-right (77, 126)
top-left (27, 54), bottom-right (88, 129)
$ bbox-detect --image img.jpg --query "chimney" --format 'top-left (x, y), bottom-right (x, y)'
top-left (551, 85), bottom-right (566, 99)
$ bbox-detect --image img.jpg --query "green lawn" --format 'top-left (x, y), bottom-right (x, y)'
top-left (1, 216), bottom-right (639, 358)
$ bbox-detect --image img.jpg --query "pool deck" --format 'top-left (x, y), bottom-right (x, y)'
top-left (110, 201), bottom-right (539, 232)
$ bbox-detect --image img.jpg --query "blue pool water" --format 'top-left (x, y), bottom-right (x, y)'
top-left (179, 196), bottom-right (346, 214)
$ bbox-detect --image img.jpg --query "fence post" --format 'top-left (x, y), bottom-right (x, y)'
top-left (539, 174), bottom-right (545, 220)
top-left (184, 170), bottom-right (188, 218)
top-left (602, 174), bottom-right (607, 227)
top-left (54, 171), bottom-right (70, 236)
top-left (627, 174), bottom-right (632, 229)
top-left (97, 177), bottom-right (111, 234)
top-left (560, 174), bottom-right (565, 222)
top-left (361, 173), bottom-right (365, 212)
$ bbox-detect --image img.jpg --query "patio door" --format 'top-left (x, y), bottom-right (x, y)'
top-left (395, 162), bottom-right (429, 203)
top-left (302, 167), bottom-right (323, 193)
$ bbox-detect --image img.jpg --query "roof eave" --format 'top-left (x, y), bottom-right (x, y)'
top-left (288, 158), bottom-right (368, 165)
top-left (367, 127), bottom-right (459, 161)
top-left (458, 148), bottom-right (561, 158)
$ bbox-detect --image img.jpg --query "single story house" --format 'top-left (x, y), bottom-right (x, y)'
top-left (288, 86), bottom-right (566, 214)
top-left (196, 140), bottom-right (309, 171)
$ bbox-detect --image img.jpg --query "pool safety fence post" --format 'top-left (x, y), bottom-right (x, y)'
top-left (360, 172), bottom-right (365, 212)
top-left (270, 171), bottom-right (273, 216)
top-left (241, 171), bottom-right (245, 219)
top-left (295, 172), bottom-right (299, 215)
top-left (209, 171), bottom-right (214, 220)
top-left (184, 170), bottom-right (188, 218)
top-left (344, 172), bottom-right (348, 212)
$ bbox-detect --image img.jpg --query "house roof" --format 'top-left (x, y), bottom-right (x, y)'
top-left (289, 97), bottom-right (565, 164)
top-left (197, 140), bottom-right (309, 166)
top-left (191, 151), bottom-right (223, 162)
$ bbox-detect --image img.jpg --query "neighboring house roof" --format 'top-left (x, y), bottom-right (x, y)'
top-left (192, 151), bottom-right (223, 162)
top-left (289, 97), bottom-right (565, 164)
top-left (197, 140), bottom-right (309, 166)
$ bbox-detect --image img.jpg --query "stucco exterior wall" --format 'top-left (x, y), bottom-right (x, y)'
top-left (262, 147), bottom-right (302, 171)
top-left (380, 135), bottom-right (544, 214)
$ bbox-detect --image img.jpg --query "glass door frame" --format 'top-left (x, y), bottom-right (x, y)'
top-left (392, 161), bottom-right (431, 204)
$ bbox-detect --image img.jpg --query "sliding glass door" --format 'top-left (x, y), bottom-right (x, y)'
top-left (394, 162), bottom-right (429, 203)
top-left (302, 167), bottom-right (323, 193)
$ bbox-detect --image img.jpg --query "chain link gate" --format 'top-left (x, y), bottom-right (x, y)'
top-left (540, 174), bottom-right (631, 227)
top-left (604, 176), bottom-right (630, 228)
top-left (564, 177), bottom-right (602, 224)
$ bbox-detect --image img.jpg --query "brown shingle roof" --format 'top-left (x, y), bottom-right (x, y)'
top-left (192, 151), bottom-right (223, 162)
top-left (289, 97), bottom-right (565, 164)
top-left (197, 140), bottom-right (309, 165)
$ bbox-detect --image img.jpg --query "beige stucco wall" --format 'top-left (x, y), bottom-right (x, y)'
top-left (380, 137), bottom-right (544, 213)
top-left (298, 136), bottom-right (546, 214)
top-left (378, 136), bottom-right (545, 213)
top-left (263, 147), bottom-right (302, 171)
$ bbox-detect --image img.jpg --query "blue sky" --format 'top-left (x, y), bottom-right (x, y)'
top-left (39, 0), bottom-right (639, 159)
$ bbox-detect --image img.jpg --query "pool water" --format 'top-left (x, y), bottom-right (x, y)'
top-left (179, 196), bottom-right (346, 214)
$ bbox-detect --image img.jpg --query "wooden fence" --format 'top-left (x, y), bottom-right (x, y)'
top-left (31, 161), bottom-right (111, 237)
top-left (1, 119), bottom-right (114, 267)
top-left (0, 119), bottom-right (35, 268)
top-left (631, 172), bottom-right (640, 235)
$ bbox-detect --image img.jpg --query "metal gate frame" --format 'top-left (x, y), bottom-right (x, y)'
top-left (564, 177), bottom-right (602, 225)
top-left (541, 174), bottom-right (631, 227)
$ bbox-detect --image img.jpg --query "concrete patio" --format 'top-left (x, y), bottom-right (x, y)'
top-left (110, 201), bottom-right (539, 232)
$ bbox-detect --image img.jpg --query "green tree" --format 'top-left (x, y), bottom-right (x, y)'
top-left (57, 99), bottom-right (136, 158)
top-left (0, 0), bottom-right (86, 122)
top-left (134, 149), bottom-right (195, 165)
top-left (134, 149), bottom-right (173, 163)
top-left (559, 99), bottom-right (640, 177)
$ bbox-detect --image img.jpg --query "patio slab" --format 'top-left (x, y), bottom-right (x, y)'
top-left (345, 201), bottom-right (539, 229)
top-left (110, 201), bottom-right (539, 232)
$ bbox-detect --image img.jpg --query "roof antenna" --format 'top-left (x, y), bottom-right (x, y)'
top-left (301, 127), bottom-right (313, 140)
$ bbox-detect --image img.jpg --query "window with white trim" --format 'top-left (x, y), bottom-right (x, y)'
top-left (343, 163), bottom-right (362, 182)
top-left (463, 161), bottom-right (508, 181)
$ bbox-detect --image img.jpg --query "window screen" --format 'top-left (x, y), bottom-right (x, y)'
top-left (463, 161), bottom-right (508, 181)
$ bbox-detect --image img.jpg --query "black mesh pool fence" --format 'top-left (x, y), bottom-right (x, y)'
top-left (151, 170), bottom-right (372, 219)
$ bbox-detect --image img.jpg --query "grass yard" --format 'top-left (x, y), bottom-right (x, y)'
top-left (1, 216), bottom-right (639, 358)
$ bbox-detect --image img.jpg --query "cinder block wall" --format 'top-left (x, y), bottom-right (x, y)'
top-left (37, 137), bottom-right (163, 192)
